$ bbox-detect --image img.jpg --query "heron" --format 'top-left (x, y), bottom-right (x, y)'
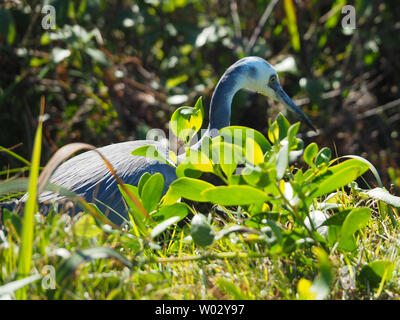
top-left (5, 57), bottom-right (315, 225)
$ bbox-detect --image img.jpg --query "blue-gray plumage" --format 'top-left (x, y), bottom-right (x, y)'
top-left (14, 56), bottom-right (315, 226)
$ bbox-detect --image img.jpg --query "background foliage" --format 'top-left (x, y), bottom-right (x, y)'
top-left (0, 0), bottom-right (399, 189)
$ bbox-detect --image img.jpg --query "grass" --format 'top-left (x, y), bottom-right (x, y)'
top-left (0, 110), bottom-right (399, 300)
top-left (0, 194), bottom-right (399, 300)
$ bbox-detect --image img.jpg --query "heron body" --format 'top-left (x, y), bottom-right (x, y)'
top-left (18, 57), bottom-right (314, 225)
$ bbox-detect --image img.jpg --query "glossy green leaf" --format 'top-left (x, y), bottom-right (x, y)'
top-left (276, 113), bottom-right (291, 141)
top-left (219, 126), bottom-right (271, 153)
top-left (268, 120), bottom-right (279, 144)
top-left (287, 122), bottom-right (300, 149)
top-left (244, 137), bottom-right (263, 166)
top-left (310, 159), bottom-right (370, 198)
top-left (131, 145), bottom-right (174, 167)
top-left (212, 141), bottom-right (243, 177)
top-left (315, 147), bottom-right (331, 167)
top-left (310, 247), bottom-right (333, 300)
top-left (338, 207), bottom-right (371, 251)
top-left (164, 177), bottom-right (215, 205)
top-left (170, 97), bottom-right (203, 144)
top-left (202, 185), bottom-right (269, 206)
top-left (138, 172), bottom-right (151, 197)
top-left (304, 142), bottom-right (318, 167)
top-left (186, 149), bottom-right (214, 172)
top-left (151, 203), bottom-right (189, 223)
top-left (141, 173), bottom-right (164, 213)
top-left (340, 155), bottom-right (383, 187)
top-left (359, 260), bottom-right (395, 288)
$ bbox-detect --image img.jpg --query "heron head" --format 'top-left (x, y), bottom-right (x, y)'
top-left (241, 57), bottom-right (316, 131)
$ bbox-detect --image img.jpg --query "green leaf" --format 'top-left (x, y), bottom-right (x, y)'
top-left (164, 177), bottom-right (215, 204)
top-left (141, 173), bottom-right (164, 213)
top-left (268, 120), bottom-right (279, 144)
top-left (304, 142), bottom-right (318, 167)
top-left (339, 207), bottom-right (371, 251)
top-left (118, 184), bottom-right (148, 236)
top-left (73, 214), bottom-right (103, 238)
top-left (276, 140), bottom-right (289, 180)
top-left (131, 145), bottom-right (175, 167)
top-left (287, 122), bottom-right (300, 149)
top-left (220, 126), bottom-right (271, 153)
top-left (366, 188), bottom-right (400, 208)
top-left (191, 214), bottom-right (215, 247)
top-left (170, 97), bottom-right (203, 144)
top-left (244, 137), bottom-right (263, 166)
top-left (151, 203), bottom-right (189, 223)
top-left (138, 172), bottom-right (151, 197)
top-left (276, 113), bottom-right (291, 141)
top-left (315, 147), bottom-right (331, 167)
top-left (340, 155), bottom-right (383, 187)
top-left (359, 260), bottom-right (395, 288)
top-left (202, 185), bottom-right (269, 206)
top-left (150, 216), bottom-right (181, 239)
top-left (242, 166), bottom-right (262, 186)
top-left (185, 149), bottom-right (214, 173)
top-left (322, 209), bottom-right (352, 226)
top-left (310, 159), bottom-right (370, 199)
top-left (212, 141), bottom-right (243, 177)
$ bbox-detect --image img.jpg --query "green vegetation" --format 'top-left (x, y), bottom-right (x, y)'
top-left (0, 0), bottom-right (400, 300)
top-left (1, 101), bottom-right (400, 300)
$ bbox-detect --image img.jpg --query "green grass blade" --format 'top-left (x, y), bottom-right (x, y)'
top-left (0, 146), bottom-right (31, 166)
top-left (15, 99), bottom-right (44, 300)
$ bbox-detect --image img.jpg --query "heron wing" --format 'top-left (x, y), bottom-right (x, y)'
top-left (35, 140), bottom-right (176, 225)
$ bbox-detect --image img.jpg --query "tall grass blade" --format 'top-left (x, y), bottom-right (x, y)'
top-left (15, 96), bottom-right (45, 300)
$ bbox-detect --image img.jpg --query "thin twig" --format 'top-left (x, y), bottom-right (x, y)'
top-left (245, 0), bottom-right (279, 55)
top-left (355, 98), bottom-right (400, 120)
top-left (230, 0), bottom-right (242, 39)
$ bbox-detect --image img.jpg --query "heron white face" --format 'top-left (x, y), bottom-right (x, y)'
top-left (242, 58), bottom-right (278, 98)
top-left (243, 58), bottom-right (316, 131)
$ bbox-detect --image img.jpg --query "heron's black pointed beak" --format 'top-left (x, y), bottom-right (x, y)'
top-left (269, 82), bottom-right (316, 132)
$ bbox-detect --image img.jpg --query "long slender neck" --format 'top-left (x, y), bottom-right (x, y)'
top-left (187, 66), bottom-right (245, 154)
top-left (208, 69), bottom-right (243, 131)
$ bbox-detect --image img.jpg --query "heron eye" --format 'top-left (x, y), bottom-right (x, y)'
top-left (270, 75), bottom-right (277, 83)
